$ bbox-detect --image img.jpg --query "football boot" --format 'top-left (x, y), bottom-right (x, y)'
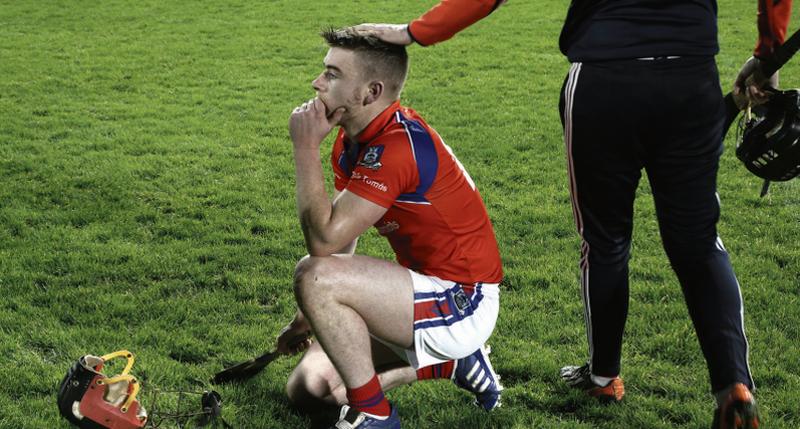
top-left (330, 404), bottom-right (401, 429)
top-left (560, 362), bottom-right (624, 402)
top-left (711, 383), bottom-right (760, 429)
top-left (453, 345), bottom-right (504, 411)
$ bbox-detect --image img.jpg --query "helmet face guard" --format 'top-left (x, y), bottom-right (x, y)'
top-left (57, 351), bottom-right (147, 429)
top-left (737, 89), bottom-right (800, 182)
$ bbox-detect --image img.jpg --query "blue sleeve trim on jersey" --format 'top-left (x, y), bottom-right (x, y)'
top-left (395, 111), bottom-right (439, 203)
top-left (338, 150), bottom-right (351, 176)
top-left (396, 194), bottom-right (430, 203)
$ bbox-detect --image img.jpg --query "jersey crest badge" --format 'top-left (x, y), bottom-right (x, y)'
top-left (358, 145), bottom-right (384, 170)
top-left (451, 288), bottom-right (471, 316)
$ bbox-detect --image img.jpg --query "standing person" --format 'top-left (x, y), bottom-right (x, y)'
top-left (282, 28), bottom-right (504, 429)
top-left (354, 1), bottom-right (791, 428)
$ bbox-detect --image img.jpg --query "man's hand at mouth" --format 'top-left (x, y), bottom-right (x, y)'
top-left (289, 97), bottom-right (346, 151)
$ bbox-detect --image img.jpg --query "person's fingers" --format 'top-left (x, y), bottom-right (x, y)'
top-left (289, 339), bottom-right (312, 355)
top-left (752, 85), bottom-right (768, 99)
top-left (352, 23), bottom-right (386, 36)
top-left (301, 99), bottom-right (315, 112)
top-left (312, 98), bottom-right (328, 117)
top-left (352, 23), bottom-right (377, 33)
top-left (732, 91), bottom-right (749, 110)
top-left (350, 23), bottom-right (412, 45)
top-left (746, 85), bottom-right (771, 106)
top-left (747, 85), bottom-right (757, 101)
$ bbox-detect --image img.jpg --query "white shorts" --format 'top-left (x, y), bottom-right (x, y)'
top-left (377, 270), bottom-right (500, 369)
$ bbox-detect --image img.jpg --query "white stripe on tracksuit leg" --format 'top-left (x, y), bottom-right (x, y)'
top-left (563, 62), bottom-right (595, 369)
top-left (734, 276), bottom-right (755, 389)
top-left (715, 194), bottom-right (754, 389)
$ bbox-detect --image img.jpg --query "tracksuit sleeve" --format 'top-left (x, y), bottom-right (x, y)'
top-left (755, 0), bottom-right (793, 59)
top-left (408, 0), bottom-right (503, 46)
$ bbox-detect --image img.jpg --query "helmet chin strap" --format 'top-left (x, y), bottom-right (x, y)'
top-left (145, 389), bottom-right (232, 429)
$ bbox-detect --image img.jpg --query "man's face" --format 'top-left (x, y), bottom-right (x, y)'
top-left (312, 48), bottom-right (367, 123)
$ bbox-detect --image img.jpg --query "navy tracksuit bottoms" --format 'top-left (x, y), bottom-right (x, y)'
top-left (559, 56), bottom-right (753, 392)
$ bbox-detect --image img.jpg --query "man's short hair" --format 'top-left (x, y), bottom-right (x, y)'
top-left (321, 27), bottom-right (409, 97)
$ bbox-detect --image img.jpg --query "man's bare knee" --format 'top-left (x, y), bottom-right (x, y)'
top-left (286, 357), bottom-right (343, 409)
top-left (287, 368), bottom-right (323, 405)
top-left (293, 256), bottom-right (337, 312)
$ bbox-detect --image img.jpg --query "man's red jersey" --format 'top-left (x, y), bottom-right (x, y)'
top-left (331, 101), bottom-right (503, 284)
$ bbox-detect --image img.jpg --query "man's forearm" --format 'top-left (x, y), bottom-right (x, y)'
top-left (409, 0), bottom-right (501, 46)
top-left (293, 148), bottom-right (336, 256)
top-left (755, 0), bottom-right (793, 58)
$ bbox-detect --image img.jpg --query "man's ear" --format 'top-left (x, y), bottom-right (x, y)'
top-left (363, 81), bottom-right (384, 105)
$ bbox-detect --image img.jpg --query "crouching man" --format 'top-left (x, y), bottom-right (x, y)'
top-left (280, 28), bottom-right (504, 428)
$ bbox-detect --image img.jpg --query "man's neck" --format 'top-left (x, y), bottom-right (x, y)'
top-left (341, 99), bottom-right (395, 141)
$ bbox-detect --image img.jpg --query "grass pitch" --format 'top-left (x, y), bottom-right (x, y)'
top-left (0, 1), bottom-right (798, 428)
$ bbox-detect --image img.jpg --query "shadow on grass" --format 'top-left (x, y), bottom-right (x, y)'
top-left (286, 398), bottom-right (340, 429)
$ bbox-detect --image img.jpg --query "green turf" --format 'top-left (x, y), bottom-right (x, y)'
top-left (1, 0), bottom-right (798, 428)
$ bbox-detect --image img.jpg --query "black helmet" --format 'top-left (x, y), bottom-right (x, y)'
top-left (737, 89), bottom-right (800, 181)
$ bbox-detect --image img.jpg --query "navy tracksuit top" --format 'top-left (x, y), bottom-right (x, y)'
top-left (560, 0), bottom-right (719, 62)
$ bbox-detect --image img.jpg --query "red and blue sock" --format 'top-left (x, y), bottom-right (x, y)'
top-left (346, 374), bottom-right (391, 417)
top-left (416, 360), bottom-right (455, 381)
